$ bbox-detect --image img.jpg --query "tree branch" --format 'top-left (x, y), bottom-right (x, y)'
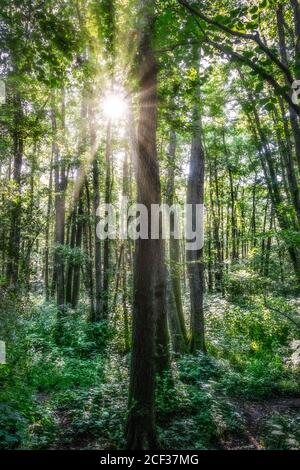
top-left (178, 0), bottom-right (294, 84)
top-left (204, 35), bottom-right (300, 116)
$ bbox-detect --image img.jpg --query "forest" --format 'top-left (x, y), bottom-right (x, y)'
top-left (1, 0), bottom-right (300, 452)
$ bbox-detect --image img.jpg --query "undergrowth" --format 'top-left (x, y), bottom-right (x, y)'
top-left (1, 279), bottom-right (300, 450)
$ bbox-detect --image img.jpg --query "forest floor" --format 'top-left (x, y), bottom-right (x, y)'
top-left (219, 398), bottom-right (300, 450)
top-left (37, 389), bottom-right (300, 450)
top-left (1, 287), bottom-right (300, 450)
top-left (32, 374), bottom-right (300, 450)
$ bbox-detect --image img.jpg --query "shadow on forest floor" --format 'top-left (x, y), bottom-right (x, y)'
top-left (219, 398), bottom-right (300, 449)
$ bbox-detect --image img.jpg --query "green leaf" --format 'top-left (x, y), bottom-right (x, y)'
top-left (259, 0), bottom-right (268, 9)
top-left (264, 102), bottom-right (276, 112)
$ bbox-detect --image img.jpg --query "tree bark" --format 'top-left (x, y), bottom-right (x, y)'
top-left (6, 92), bottom-right (23, 286)
top-left (91, 103), bottom-right (103, 321)
top-left (186, 102), bottom-right (206, 354)
top-left (84, 178), bottom-right (95, 320)
top-left (102, 121), bottom-right (112, 318)
top-left (166, 130), bottom-right (188, 353)
top-left (45, 151), bottom-right (53, 300)
top-left (52, 92), bottom-right (66, 314)
top-left (127, 0), bottom-right (160, 449)
top-left (71, 185), bottom-right (84, 309)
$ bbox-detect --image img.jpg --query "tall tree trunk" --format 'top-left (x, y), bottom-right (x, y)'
top-left (45, 151), bottom-right (53, 300)
top-left (102, 122), bottom-right (112, 318)
top-left (111, 243), bottom-right (124, 317)
top-left (6, 93), bottom-right (23, 286)
top-left (127, 0), bottom-right (159, 449)
top-left (52, 93), bottom-right (66, 313)
top-left (122, 251), bottom-right (130, 353)
top-left (227, 165), bottom-right (238, 261)
top-left (71, 186), bottom-right (84, 309)
top-left (119, 151), bottom-right (131, 350)
top-left (71, 88), bottom-right (89, 309)
top-left (209, 154), bottom-right (223, 291)
top-left (65, 205), bottom-right (77, 304)
top-left (251, 174), bottom-right (257, 251)
top-left (84, 178), bottom-right (95, 320)
top-left (207, 210), bottom-right (213, 291)
top-left (264, 209), bottom-right (274, 277)
top-left (166, 130), bottom-right (188, 353)
top-left (187, 101), bottom-right (206, 354)
top-left (91, 104), bottom-right (103, 321)
top-left (23, 151), bottom-right (37, 288)
top-left (154, 238), bottom-right (171, 374)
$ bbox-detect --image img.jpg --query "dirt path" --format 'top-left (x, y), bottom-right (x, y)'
top-left (220, 398), bottom-right (300, 450)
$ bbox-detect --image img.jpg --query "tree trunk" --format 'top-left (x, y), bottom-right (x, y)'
top-left (45, 151), bottom-right (53, 300)
top-left (71, 186), bottom-right (84, 309)
top-left (127, 0), bottom-right (159, 449)
top-left (122, 251), bottom-right (130, 353)
top-left (102, 121), bottom-right (112, 318)
top-left (66, 205), bottom-right (77, 305)
top-left (91, 104), bottom-right (103, 321)
top-left (84, 178), bottom-right (95, 320)
top-left (166, 130), bottom-right (188, 353)
top-left (6, 93), bottom-right (23, 286)
top-left (154, 238), bottom-right (171, 374)
top-left (186, 102), bottom-right (206, 354)
top-left (71, 88), bottom-right (89, 309)
top-left (52, 93), bottom-right (66, 314)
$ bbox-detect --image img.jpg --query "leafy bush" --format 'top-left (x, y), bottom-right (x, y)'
top-left (157, 355), bottom-right (244, 449)
top-left (1, 288), bottom-right (300, 450)
top-left (0, 296), bottom-right (115, 449)
top-left (264, 412), bottom-right (300, 450)
top-left (0, 404), bottom-right (27, 449)
top-left (223, 268), bottom-right (269, 301)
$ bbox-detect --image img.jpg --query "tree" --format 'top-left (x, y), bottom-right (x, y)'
top-left (166, 130), bottom-right (188, 353)
top-left (187, 95), bottom-right (206, 354)
top-left (127, 0), bottom-right (160, 450)
top-left (52, 92), bottom-right (66, 314)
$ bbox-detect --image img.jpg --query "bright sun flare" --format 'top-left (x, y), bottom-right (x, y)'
top-left (102, 93), bottom-right (127, 120)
